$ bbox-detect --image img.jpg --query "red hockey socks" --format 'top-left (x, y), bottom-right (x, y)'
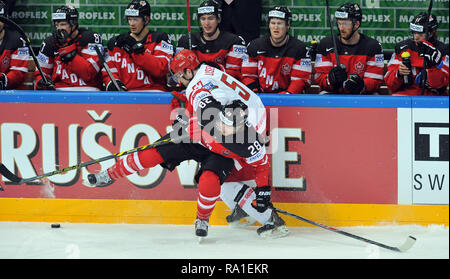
top-left (107, 148), bottom-right (164, 180)
top-left (196, 170), bottom-right (221, 221)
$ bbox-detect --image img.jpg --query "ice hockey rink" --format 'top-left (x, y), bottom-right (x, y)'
top-left (0, 221), bottom-right (447, 259)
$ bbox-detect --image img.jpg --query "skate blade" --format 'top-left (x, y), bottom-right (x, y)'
top-left (228, 217), bottom-right (257, 228)
top-left (82, 178), bottom-right (96, 188)
top-left (197, 236), bottom-right (206, 244)
top-left (259, 226), bottom-right (290, 239)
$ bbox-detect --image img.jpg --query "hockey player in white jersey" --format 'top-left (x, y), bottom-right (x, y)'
top-left (170, 49), bottom-right (289, 238)
top-left (86, 49), bottom-right (288, 239)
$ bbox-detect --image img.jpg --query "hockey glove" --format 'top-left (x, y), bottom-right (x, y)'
top-left (251, 186), bottom-right (273, 213)
top-left (131, 42), bottom-right (145, 54)
top-left (35, 78), bottom-right (55, 90)
top-left (343, 74), bottom-right (365, 94)
top-left (106, 80), bottom-right (128, 91)
top-left (0, 73), bottom-right (8, 90)
top-left (417, 41), bottom-right (442, 68)
top-left (327, 65), bottom-right (348, 90)
top-left (117, 34), bottom-right (144, 55)
top-left (59, 43), bottom-right (77, 62)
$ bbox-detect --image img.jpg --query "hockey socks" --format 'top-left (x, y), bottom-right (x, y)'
top-left (196, 170), bottom-right (221, 221)
top-left (108, 148), bottom-right (164, 180)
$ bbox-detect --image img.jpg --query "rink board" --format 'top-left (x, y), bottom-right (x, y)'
top-left (0, 92), bottom-right (448, 226)
top-left (0, 198), bottom-right (447, 227)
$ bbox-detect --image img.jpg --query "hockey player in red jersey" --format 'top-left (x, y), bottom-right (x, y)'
top-left (241, 6), bottom-right (311, 94)
top-left (102, 0), bottom-right (173, 91)
top-left (0, 1), bottom-right (30, 90)
top-left (176, 0), bottom-right (246, 81)
top-left (384, 12), bottom-right (449, 96)
top-left (85, 49), bottom-right (288, 239)
top-left (34, 5), bottom-right (103, 91)
top-left (314, 3), bottom-right (384, 94)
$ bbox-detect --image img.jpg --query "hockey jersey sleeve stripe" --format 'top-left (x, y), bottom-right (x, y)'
top-left (243, 61), bottom-right (257, 67)
top-left (87, 57), bottom-right (100, 72)
top-left (9, 66), bottom-right (28, 72)
top-left (315, 60), bottom-right (333, 67)
top-left (293, 62), bottom-right (312, 72)
top-left (226, 63), bottom-right (241, 68)
top-left (81, 44), bottom-right (101, 56)
top-left (242, 73), bottom-right (258, 78)
top-left (366, 60), bottom-right (384, 67)
top-left (154, 41), bottom-right (174, 55)
top-left (364, 72), bottom-right (384, 80)
top-left (11, 54), bottom-right (29, 61)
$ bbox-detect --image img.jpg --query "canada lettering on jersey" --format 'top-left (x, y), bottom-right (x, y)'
top-left (112, 53), bottom-right (150, 84)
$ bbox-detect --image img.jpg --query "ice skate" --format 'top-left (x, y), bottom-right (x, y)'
top-left (257, 210), bottom-right (289, 239)
top-left (195, 219), bottom-right (209, 243)
top-left (83, 170), bottom-right (114, 187)
top-left (226, 205), bottom-right (256, 227)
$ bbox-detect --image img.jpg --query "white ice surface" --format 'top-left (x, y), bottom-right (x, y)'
top-left (0, 222), bottom-right (448, 259)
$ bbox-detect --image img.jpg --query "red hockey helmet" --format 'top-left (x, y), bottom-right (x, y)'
top-left (170, 49), bottom-right (200, 74)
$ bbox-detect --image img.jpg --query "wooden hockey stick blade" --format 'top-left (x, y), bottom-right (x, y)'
top-left (0, 163), bottom-right (22, 183)
top-left (275, 207), bottom-right (417, 252)
top-left (397, 236), bottom-right (417, 252)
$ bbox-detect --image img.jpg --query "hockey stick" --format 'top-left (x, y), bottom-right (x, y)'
top-left (274, 207), bottom-right (417, 252)
top-left (187, 0), bottom-right (192, 50)
top-left (325, 0), bottom-right (341, 66)
top-left (0, 16), bottom-right (50, 84)
top-left (93, 45), bottom-right (124, 91)
top-left (0, 135), bottom-right (184, 186)
top-left (421, 0), bottom-right (434, 95)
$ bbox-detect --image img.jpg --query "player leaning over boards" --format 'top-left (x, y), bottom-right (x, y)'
top-left (314, 3), bottom-right (384, 94)
top-left (102, 0), bottom-right (173, 91)
top-left (176, 0), bottom-right (246, 81)
top-left (0, 1), bottom-right (30, 90)
top-left (384, 12), bottom-right (449, 96)
top-left (85, 49), bottom-right (288, 239)
top-left (33, 5), bottom-right (103, 91)
top-left (241, 6), bottom-right (312, 94)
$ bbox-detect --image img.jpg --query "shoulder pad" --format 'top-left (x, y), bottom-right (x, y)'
top-left (39, 36), bottom-right (58, 57)
top-left (149, 31), bottom-right (171, 44)
top-left (107, 34), bottom-right (122, 51)
top-left (4, 28), bottom-right (26, 50)
top-left (246, 37), bottom-right (266, 57)
top-left (77, 29), bottom-right (102, 47)
top-left (394, 39), bottom-right (414, 54)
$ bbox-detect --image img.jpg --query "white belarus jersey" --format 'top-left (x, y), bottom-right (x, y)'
top-left (186, 64), bottom-right (267, 135)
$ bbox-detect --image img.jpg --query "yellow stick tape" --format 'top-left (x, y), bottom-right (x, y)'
top-left (0, 198), bottom-right (447, 227)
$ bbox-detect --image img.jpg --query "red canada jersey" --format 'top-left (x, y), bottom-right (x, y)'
top-left (0, 28), bottom-right (30, 89)
top-left (104, 31), bottom-right (173, 91)
top-left (314, 33), bottom-right (384, 93)
top-left (241, 35), bottom-right (312, 94)
top-left (176, 31), bottom-right (246, 81)
top-left (384, 38), bottom-right (449, 96)
top-left (34, 28), bottom-right (103, 90)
